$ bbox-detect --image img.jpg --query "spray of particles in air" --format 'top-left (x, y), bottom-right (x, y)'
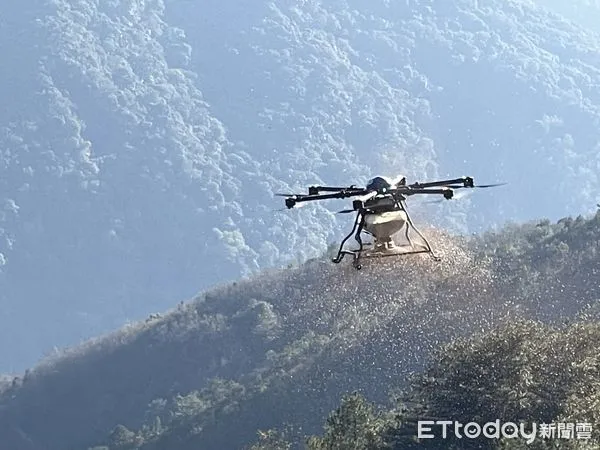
top-left (188, 228), bottom-right (523, 398)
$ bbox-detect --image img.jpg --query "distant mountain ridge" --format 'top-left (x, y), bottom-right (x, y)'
top-left (2, 0), bottom-right (600, 372)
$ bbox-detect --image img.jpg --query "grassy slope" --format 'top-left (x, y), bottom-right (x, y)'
top-left (1, 213), bottom-right (599, 449)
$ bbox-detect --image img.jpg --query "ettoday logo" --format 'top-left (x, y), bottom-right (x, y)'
top-left (418, 420), bottom-right (593, 444)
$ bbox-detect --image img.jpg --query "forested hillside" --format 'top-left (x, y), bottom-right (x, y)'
top-left (2, 0), bottom-right (600, 378)
top-left (256, 318), bottom-right (600, 450)
top-left (534, 0), bottom-right (600, 30)
top-left (0, 212), bottom-right (599, 449)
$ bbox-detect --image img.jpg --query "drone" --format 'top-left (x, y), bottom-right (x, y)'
top-left (278, 175), bottom-right (505, 269)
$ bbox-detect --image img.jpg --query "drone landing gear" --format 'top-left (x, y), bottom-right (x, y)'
top-left (332, 209), bottom-right (441, 269)
top-left (403, 206), bottom-right (441, 262)
top-left (332, 211), bottom-right (365, 269)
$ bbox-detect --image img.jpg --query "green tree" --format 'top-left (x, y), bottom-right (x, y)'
top-left (307, 392), bottom-right (388, 450)
top-left (108, 424), bottom-right (142, 450)
top-left (249, 429), bottom-right (292, 450)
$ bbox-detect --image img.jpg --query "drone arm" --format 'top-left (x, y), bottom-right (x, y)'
top-left (308, 185), bottom-right (362, 195)
top-left (404, 187), bottom-right (454, 199)
top-left (409, 177), bottom-right (474, 189)
top-left (285, 189), bottom-right (368, 208)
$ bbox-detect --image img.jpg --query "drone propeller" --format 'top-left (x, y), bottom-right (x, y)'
top-left (422, 190), bottom-right (472, 204)
top-left (415, 182), bottom-right (507, 202)
top-left (457, 182), bottom-right (507, 189)
top-left (408, 176), bottom-right (506, 190)
top-left (428, 182), bottom-right (507, 190)
top-left (273, 201), bottom-right (310, 211)
top-left (336, 209), bottom-right (356, 214)
top-left (420, 182), bottom-right (507, 204)
top-left (478, 182), bottom-right (507, 188)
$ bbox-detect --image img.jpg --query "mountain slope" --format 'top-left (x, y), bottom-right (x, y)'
top-left (534, 0), bottom-right (600, 30)
top-left (4, 0), bottom-right (600, 375)
top-left (0, 0), bottom-right (249, 372)
top-left (166, 0), bottom-right (600, 224)
top-left (280, 319), bottom-right (600, 450)
top-left (1, 213), bottom-right (599, 450)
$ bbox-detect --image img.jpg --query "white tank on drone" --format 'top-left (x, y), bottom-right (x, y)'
top-left (364, 210), bottom-right (408, 242)
top-left (363, 175), bottom-right (408, 242)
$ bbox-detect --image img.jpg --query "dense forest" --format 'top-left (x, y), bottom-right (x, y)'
top-left (4, 0), bottom-right (600, 373)
top-left (0, 211), bottom-right (599, 449)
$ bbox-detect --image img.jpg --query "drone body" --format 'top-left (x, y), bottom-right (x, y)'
top-left (279, 175), bottom-right (504, 269)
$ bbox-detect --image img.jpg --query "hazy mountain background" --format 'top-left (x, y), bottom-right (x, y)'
top-left (2, 0), bottom-right (600, 372)
top-left (534, 0), bottom-right (600, 30)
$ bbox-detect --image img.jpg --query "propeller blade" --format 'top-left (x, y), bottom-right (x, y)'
top-left (274, 193), bottom-right (299, 197)
top-left (426, 184), bottom-right (462, 189)
top-left (336, 209), bottom-right (355, 214)
top-left (474, 182), bottom-right (508, 188)
top-left (422, 190), bottom-right (473, 204)
top-left (422, 183), bottom-right (505, 204)
top-left (440, 182), bottom-right (507, 190)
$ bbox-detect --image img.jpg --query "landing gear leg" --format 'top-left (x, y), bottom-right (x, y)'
top-left (352, 215), bottom-right (366, 270)
top-left (333, 211), bottom-right (364, 266)
top-left (401, 200), bottom-right (441, 261)
top-left (332, 211), bottom-right (366, 270)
